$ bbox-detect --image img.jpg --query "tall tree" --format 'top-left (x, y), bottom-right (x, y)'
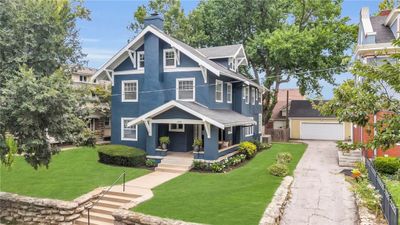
top-left (130, 0), bottom-right (357, 124)
top-left (0, 0), bottom-right (90, 168)
top-left (378, 0), bottom-right (398, 11)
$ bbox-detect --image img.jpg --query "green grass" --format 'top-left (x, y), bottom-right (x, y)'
top-left (134, 143), bottom-right (306, 225)
top-left (385, 179), bottom-right (400, 211)
top-left (0, 147), bottom-right (150, 201)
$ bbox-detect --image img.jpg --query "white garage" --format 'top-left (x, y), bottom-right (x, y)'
top-left (300, 122), bottom-right (344, 140)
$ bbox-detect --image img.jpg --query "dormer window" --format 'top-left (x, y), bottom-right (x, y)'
top-left (137, 51), bottom-right (145, 69)
top-left (228, 57), bottom-right (237, 71)
top-left (164, 49), bottom-right (176, 68)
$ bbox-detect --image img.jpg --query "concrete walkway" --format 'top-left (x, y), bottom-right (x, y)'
top-left (281, 141), bottom-right (358, 225)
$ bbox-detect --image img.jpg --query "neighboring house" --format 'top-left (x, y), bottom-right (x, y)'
top-left (92, 14), bottom-right (263, 162)
top-left (354, 7), bottom-right (400, 157)
top-left (266, 88), bottom-right (305, 130)
top-left (73, 68), bottom-right (111, 141)
top-left (289, 100), bottom-right (352, 141)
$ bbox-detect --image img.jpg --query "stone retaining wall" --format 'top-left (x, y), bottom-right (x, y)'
top-left (113, 209), bottom-right (205, 225)
top-left (0, 188), bottom-right (102, 225)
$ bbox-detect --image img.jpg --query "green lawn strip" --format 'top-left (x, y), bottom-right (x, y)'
top-left (0, 147), bottom-right (150, 201)
top-left (134, 143), bottom-right (306, 225)
top-left (385, 179), bottom-right (400, 211)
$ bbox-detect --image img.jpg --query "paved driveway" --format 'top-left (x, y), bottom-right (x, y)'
top-left (281, 141), bottom-right (358, 225)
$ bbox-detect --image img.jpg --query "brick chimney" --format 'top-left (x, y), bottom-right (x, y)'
top-left (144, 12), bottom-right (164, 30)
top-left (379, 9), bottom-right (392, 16)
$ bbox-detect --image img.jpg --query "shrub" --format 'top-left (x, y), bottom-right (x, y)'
top-left (145, 159), bottom-right (157, 167)
top-left (373, 157), bottom-right (400, 175)
top-left (352, 179), bottom-right (381, 212)
top-left (276, 152), bottom-right (293, 164)
top-left (75, 128), bottom-right (96, 147)
top-left (97, 145), bottom-right (146, 167)
top-left (209, 162), bottom-right (225, 173)
top-left (159, 136), bottom-right (170, 145)
top-left (268, 163), bottom-right (289, 177)
top-left (238, 141), bottom-right (257, 158)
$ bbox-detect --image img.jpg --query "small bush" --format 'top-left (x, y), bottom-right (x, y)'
top-left (238, 141), bottom-right (257, 158)
top-left (97, 145), bottom-right (146, 167)
top-left (352, 179), bottom-right (381, 212)
top-left (209, 162), bottom-right (225, 173)
top-left (268, 163), bottom-right (289, 177)
top-left (373, 157), bottom-right (400, 175)
top-left (145, 159), bottom-right (157, 167)
top-left (75, 128), bottom-right (97, 147)
top-left (276, 152), bottom-right (293, 164)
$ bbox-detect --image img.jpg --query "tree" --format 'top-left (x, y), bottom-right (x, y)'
top-left (0, 0), bottom-right (89, 168)
top-left (130, 0), bottom-right (357, 124)
top-left (316, 40), bottom-right (400, 151)
top-left (378, 0), bottom-right (398, 11)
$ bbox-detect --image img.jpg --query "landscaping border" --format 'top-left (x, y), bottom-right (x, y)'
top-left (113, 209), bottom-right (205, 225)
top-left (259, 176), bottom-right (293, 225)
top-left (0, 188), bottom-right (102, 225)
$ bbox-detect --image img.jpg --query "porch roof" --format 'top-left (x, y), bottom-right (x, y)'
top-left (126, 100), bottom-right (256, 129)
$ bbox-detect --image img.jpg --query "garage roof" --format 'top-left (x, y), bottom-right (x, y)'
top-left (289, 100), bottom-right (335, 118)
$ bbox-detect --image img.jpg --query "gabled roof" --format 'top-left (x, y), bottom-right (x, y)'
top-left (289, 100), bottom-right (334, 118)
top-left (92, 25), bottom-right (262, 89)
top-left (271, 89), bottom-right (305, 120)
top-left (370, 16), bottom-right (395, 44)
top-left (197, 44), bottom-right (248, 65)
top-left (127, 100), bottom-right (256, 129)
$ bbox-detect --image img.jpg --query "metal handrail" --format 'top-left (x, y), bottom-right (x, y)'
top-left (87, 171), bottom-right (126, 225)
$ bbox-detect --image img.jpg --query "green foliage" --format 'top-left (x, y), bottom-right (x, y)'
top-left (276, 152), bottom-right (293, 164)
top-left (373, 157), bottom-right (400, 175)
top-left (268, 163), bottom-right (289, 177)
top-left (238, 141), bottom-right (257, 158)
top-left (352, 179), bottom-right (381, 214)
top-left (0, 134), bottom-right (18, 168)
top-left (75, 128), bottom-right (97, 147)
top-left (192, 138), bottom-right (203, 147)
top-left (88, 84), bottom-right (111, 117)
top-left (192, 154), bottom-right (247, 173)
top-left (159, 136), bottom-right (170, 145)
top-left (145, 159), bottom-right (157, 167)
top-left (378, 0), bottom-right (397, 11)
top-left (336, 141), bottom-right (363, 153)
top-left (97, 145), bottom-right (146, 167)
top-left (209, 162), bottom-right (225, 173)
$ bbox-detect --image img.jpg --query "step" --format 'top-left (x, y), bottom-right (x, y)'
top-left (101, 195), bottom-right (132, 203)
top-left (96, 199), bottom-right (121, 209)
top-left (75, 217), bottom-right (113, 225)
top-left (91, 205), bottom-right (115, 215)
top-left (82, 211), bottom-right (114, 223)
top-left (155, 167), bottom-right (189, 173)
top-left (157, 163), bottom-right (191, 169)
top-left (106, 191), bottom-right (141, 199)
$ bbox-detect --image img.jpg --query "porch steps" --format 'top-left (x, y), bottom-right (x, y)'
top-left (155, 153), bottom-right (193, 173)
top-left (74, 191), bottom-right (140, 225)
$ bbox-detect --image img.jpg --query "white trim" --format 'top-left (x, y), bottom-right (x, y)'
top-left (200, 66), bottom-right (208, 83)
top-left (137, 51), bottom-right (145, 70)
top-left (226, 126), bottom-right (232, 134)
top-left (126, 100), bottom-right (225, 129)
top-left (121, 117), bottom-right (138, 141)
top-left (227, 82), bottom-right (232, 103)
top-left (251, 87), bottom-right (255, 105)
top-left (215, 80), bottom-right (223, 103)
top-left (244, 125), bottom-right (254, 137)
top-left (143, 119), bottom-right (152, 136)
top-left (114, 70), bottom-right (145, 75)
top-left (176, 78), bottom-right (195, 101)
top-left (384, 9), bottom-right (400, 26)
top-left (128, 50), bottom-right (136, 68)
top-left (121, 80), bottom-right (139, 102)
top-left (169, 123), bottom-right (185, 132)
top-left (163, 49), bottom-right (177, 69)
top-left (204, 121), bottom-right (211, 139)
top-left (164, 67), bottom-right (202, 73)
top-left (152, 119), bottom-right (203, 124)
top-left (258, 113), bottom-right (262, 134)
top-left (360, 7), bottom-right (376, 37)
top-left (245, 86), bottom-right (250, 104)
top-left (105, 70), bottom-right (113, 86)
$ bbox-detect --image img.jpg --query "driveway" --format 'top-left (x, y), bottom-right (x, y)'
top-left (281, 141), bottom-right (358, 225)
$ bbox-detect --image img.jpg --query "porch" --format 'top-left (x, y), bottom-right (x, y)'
top-left (127, 100), bottom-right (256, 161)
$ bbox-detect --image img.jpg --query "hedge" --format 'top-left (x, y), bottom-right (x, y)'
top-left (373, 157), bottom-right (400, 175)
top-left (97, 145), bottom-right (146, 167)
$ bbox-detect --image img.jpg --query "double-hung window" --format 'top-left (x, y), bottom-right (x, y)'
top-left (258, 113), bottom-right (262, 134)
top-left (164, 49), bottom-right (176, 68)
top-left (215, 80), bottom-right (223, 102)
top-left (169, 123), bottom-right (184, 132)
top-left (251, 87), bottom-right (255, 105)
top-left (122, 80), bottom-right (138, 102)
top-left (244, 126), bottom-right (254, 137)
top-left (227, 83), bottom-right (232, 103)
top-left (176, 78), bottom-right (195, 101)
top-left (121, 118), bottom-right (137, 141)
top-left (137, 51), bottom-right (145, 69)
top-left (244, 86), bottom-right (249, 104)
top-left (79, 75), bottom-right (87, 82)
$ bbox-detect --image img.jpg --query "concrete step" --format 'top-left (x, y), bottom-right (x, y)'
top-left (157, 163), bottom-right (192, 170)
top-left (101, 195), bottom-right (132, 204)
top-left (160, 159), bottom-right (193, 165)
top-left (96, 200), bottom-right (121, 209)
top-left (91, 205), bottom-right (115, 215)
top-left (82, 211), bottom-right (114, 223)
top-left (106, 191), bottom-right (140, 199)
top-left (75, 217), bottom-right (113, 225)
top-left (155, 167), bottom-right (189, 173)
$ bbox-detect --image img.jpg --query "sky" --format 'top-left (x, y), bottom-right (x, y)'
top-left (77, 0), bottom-right (381, 98)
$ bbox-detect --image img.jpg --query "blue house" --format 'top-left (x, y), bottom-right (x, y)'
top-left (92, 14), bottom-right (264, 161)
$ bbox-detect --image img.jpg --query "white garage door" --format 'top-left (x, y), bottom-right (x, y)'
top-left (300, 122), bottom-right (344, 140)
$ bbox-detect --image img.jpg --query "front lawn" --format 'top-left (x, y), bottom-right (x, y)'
top-left (385, 179), bottom-right (400, 212)
top-left (134, 143), bottom-right (306, 225)
top-left (0, 147), bottom-right (150, 201)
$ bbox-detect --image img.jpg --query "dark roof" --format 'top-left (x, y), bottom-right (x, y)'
top-left (197, 44), bottom-right (242, 59)
top-left (370, 16), bottom-right (395, 43)
top-left (289, 100), bottom-right (334, 118)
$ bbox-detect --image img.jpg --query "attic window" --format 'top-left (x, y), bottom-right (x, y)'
top-left (137, 51), bottom-right (145, 69)
top-left (164, 49), bottom-right (176, 68)
top-left (228, 57), bottom-right (237, 71)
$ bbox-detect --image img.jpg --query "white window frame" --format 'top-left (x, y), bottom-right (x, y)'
top-left (258, 113), bottom-right (262, 134)
top-left (227, 83), bottom-right (232, 103)
top-left (163, 49), bottom-right (176, 68)
top-left (251, 87), bottom-right (255, 105)
top-left (245, 86), bottom-right (249, 104)
top-left (215, 80), bottom-right (223, 103)
top-left (121, 117), bottom-right (138, 141)
top-left (259, 89), bottom-right (262, 105)
top-left (169, 123), bottom-right (184, 132)
top-left (137, 51), bottom-right (145, 70)
top-left (244, 126), bottom-right (254, 137)
top-left (226, 126), bottom-right (232, 134)
top-left (176, 78), bottom-right (195, 101)
top-left (121, 80), bottom-right (138, 102)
